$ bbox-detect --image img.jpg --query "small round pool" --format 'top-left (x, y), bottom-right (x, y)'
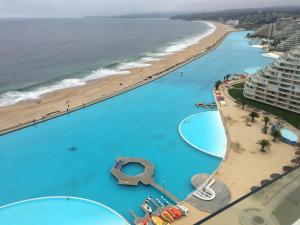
top-left (0, 197), bottom-right (130, 225)
top-left (121, 163), bottom-right (145, 176)
top-left (179, 111), bottom-right (227, 158)
top-left (280, 128), bottom-right (298, 143)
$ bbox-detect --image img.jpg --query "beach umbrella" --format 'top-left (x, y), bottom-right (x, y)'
top-left (270, 173), bottom-right (281, 179)
top-left (283, 166), bottom-right (293, 172)
top-left (291, 159), bottom-right (300, 164)
top-left (260, 179), bottom-right (271, 186)
top-left (250, 186), bottom-right (260, 192)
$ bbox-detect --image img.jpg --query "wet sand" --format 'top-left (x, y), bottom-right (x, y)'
top-left (0, 22), bottom-right (234, 134)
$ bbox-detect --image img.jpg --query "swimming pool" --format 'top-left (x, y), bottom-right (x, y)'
top-left (179, 111), bottom-right (227, 158)
top-left (280, 128), bottom-right (298, 142)
top-left (0, 197), bottom-right (129, 225)
top-left (244, 66), bottom-right (262, 74)
top-left (0, 32), bottom-right (273, 222)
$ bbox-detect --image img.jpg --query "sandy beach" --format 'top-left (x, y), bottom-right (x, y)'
top-left (0, 22), bottom-right (234, 134)
top-left (217, 81), bottom-right (299, 199)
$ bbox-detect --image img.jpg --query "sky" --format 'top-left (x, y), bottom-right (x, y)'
top-left (0, 0), bottom-right (300, 17)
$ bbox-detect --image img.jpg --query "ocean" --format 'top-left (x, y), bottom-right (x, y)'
top-left (0, 18), bottom-right (214, 106)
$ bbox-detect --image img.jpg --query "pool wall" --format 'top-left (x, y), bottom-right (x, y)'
top-left (0, 196), bottom-right (130, 225)
top-left (179, 111), bottom-right (228, 159)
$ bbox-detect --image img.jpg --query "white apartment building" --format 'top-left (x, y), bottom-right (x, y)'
top-left (244, 46), bottom-right (300, 114)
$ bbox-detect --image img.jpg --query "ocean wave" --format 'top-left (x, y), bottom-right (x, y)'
top-left (0, 21), bottom-right (216, 107)
top-left (84, 68), bottom-right (130, 81)
top-left (163, 22), bottom-right (216, 54)
top-left (140, 57), bottom-right (162, 62)
top-left (0, 79), bottom-right (86, 107)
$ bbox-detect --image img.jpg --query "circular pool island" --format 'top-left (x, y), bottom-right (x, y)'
top-left (0, 197), bottom-right (130, 225)
top-left (179, 111), bottom-right (227, 158)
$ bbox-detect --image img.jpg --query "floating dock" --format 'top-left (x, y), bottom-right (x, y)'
top-left (111, 157), bottom-right (180, 224)
top-left (111, 157), bottom-right (154, 185)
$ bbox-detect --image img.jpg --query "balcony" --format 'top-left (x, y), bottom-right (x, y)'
top-left (198, 166), bottom-right (300, 225)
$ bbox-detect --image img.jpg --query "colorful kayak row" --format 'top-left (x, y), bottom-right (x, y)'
top-left (142, 205), bottom-right (188, 225)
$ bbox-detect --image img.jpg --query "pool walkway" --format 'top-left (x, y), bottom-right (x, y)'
top-left (111, 157), bottom-right (154, 185)
top-left (111, 157), bottom-right (179, 203)
top-left (186, 174), bottom-right (231, 213)
top-left (111, 157), bottom-right (180, 224)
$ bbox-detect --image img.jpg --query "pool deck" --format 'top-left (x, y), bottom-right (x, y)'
top-left (111, 157), bottom-right (154, 185)
top-left (111, 157), bottom-right (182, 225)
top-left (217, 79), bottom-right (298, 199)
top-left (111, 157), bottom-right (180, 203)
top-left (186, 174), bottom-right (231, 213)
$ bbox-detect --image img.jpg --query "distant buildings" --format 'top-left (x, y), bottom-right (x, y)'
top-left (250, 19), bottom-right (300, 51)
top-left (244, 45), bottom-right (300, 114)
top-left (225, 20), bottom-right (239, 26)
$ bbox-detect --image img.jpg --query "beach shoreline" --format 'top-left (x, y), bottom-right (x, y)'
top-left (0, 22), bottom-right (235, 135)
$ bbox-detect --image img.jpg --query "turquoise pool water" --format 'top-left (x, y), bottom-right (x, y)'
top-left (0, 197), bottom-right (129, 225)
top-left (280, 128), bottom-right (298, 142)
top-left (179, 111), bottom-right (227, 158)
top-left (121, 163), bottom-right (145, 176)
top-left (0, 32), bottom-right (273, 222)
top-left (244, 66), bottom-right (262, 74)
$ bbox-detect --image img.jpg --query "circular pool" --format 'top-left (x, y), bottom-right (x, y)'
top-left (280, 128), bottom-right (298, 143)
top-left (179, 111), bottom-right (227, 158)
top-left (0, 197), bottom-right (130, 225)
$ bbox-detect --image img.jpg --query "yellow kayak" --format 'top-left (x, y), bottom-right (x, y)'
top-left (151, 215), bottom-right (170, 225)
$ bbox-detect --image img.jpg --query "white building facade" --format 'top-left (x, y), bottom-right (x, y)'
top-left (244, 46), bottom-right (300, 114)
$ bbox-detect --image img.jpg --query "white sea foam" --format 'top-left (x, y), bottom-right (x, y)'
top-left (140, 57), bottom-right (162, 62)
top-left (0, 79), bottom-right (86, 107)
top-left (84, 68), bottom-right (130, 81)
top-left (262, 52), bottom-right (280, 59)
top-left (0, 21), bottom-right (216, 107)
top-left (162, 22), bottom-right (216, 54)
top-left (118, 62), bottom-right (152, 70)
top-left (251, 44), bottom-right (264, 48)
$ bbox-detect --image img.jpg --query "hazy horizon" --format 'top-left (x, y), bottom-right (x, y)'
top-left (0, 0), bottom-right (300, 18)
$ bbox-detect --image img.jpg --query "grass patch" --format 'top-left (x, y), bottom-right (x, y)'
top-left (231, 82), bottom-right (244, 89)
top-left (228, 83), bottom-right (300, 129)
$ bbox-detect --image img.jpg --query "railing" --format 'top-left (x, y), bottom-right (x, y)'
top-left (196, 166), bottom-right (300, 225)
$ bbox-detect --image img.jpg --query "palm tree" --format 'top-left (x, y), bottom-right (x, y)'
top-left (215, 80), bottom-right (223, 90)
top-left (249, 111), bottom-right (260, 122)
top-left (263, 116), bottom-right (270, 126)
top-left (271, 129), bottom-right (281, 142)
top-left (240, 100), bottom-right (247, 109)
top-left (262, 125), bottom-right (268, 134)
top-left (257, 139), bottom-right (271, 153)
